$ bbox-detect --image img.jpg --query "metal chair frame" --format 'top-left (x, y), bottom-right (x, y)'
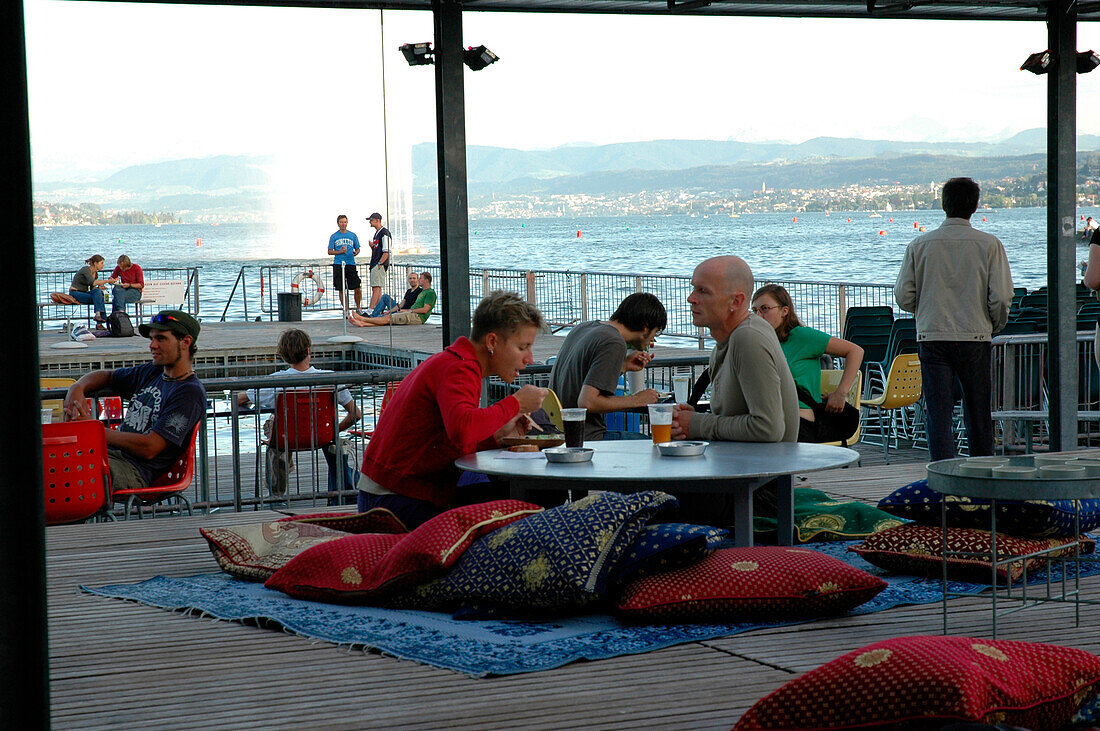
top-left (861, 353), bottom-right (923, 463)
top-left (112, 424), bottom-right (200, 519)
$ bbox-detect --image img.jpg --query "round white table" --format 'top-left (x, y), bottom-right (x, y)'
top-left (455, 440), bottom-right (859, 546)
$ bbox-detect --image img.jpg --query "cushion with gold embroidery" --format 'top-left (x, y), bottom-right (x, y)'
top-left (849, 523), bottom-right (1094, 584)
top-left (201, 521), bottom-right (353, 582)
top-left (754, 487), bottom-right (907, 543)
top-left (265, 499), bottom-right (542, 603)
top-left (400, 491), bottom-right (677, 615)
top-left (608, 523), bottom-right (726, 587)
top-left (615, 546), bottom-right (886, 623)
top-left (877, 478), bottom-right (1100, 538)
top-left (733, 635), bottom-right (1100, 730)
top-left (272, 508), bottom-right (408, 534)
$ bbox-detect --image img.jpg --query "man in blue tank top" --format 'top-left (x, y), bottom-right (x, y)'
top-left (328, 214), bottom-right (362, 314)
top-left (366, 212), bottom-right (392, 311)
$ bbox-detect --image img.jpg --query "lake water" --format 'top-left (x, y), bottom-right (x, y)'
top-left (34, 207), bottom-right (1088, 322)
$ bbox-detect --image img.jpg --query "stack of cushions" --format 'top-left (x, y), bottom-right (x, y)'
top-left (200, 507), bottom-right (407, 581)
top-left (734, 635), bottom-right (1100, 729)
top-left (265, 499), bottom-right (543, 603)
top-left (878, 478), bottom-right (1100, 539)
top-left (850, 524), bottom-right (1093, 583)
top-left (398, 491), bottom-right (677, 615)
top-left (753, 487), bottom-right (906, 543)
top-left (616, 546), bottom-right (887, 623)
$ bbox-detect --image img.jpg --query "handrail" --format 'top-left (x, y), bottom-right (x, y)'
top-left (221, 268), bottom-right (246, 322)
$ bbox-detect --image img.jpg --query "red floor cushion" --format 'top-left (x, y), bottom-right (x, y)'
top-left (849, 523), bottom-right (1093, 584)
top-left (272, 508), bottom-right (407, 534)
top-left (734, 635), bottom-right (1100, 730)
top-left (266, 499), bottom-right (542, 603)
top-left (616, 546), bottom-right (886, 623)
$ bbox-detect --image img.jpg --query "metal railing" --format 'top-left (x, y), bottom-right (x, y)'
top-left (40, 355), bottom-right (711, 517)
top-left (223, 263), bottom-right (896, 344)
top-left (35, 267), bottom-right (201, 329)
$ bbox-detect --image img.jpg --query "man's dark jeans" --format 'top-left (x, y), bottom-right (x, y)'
top-left (917, 340), bottom-right (994, 462)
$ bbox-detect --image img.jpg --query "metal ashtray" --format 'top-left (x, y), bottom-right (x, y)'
top-left (544, 447), bottom-right (595, 463)
top-left (656, 441), bottom-right (709, 457)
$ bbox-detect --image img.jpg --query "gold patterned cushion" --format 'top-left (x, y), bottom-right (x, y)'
top-left (849, 523), bottom-right (1094, 583)
top-left (400, 491), bottom-right (677, 615)
top-left (734, 635), bottom-right (1100, 729)
top-left (200, 522), bottom-right (352, 581)
top-left (265, 500), bottom-right (542, 603)
top-left (615, 546), bottom-right (886, 623)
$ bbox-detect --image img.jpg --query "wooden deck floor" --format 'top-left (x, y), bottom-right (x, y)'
top-left (47, 449), bottom-right (1100, 729)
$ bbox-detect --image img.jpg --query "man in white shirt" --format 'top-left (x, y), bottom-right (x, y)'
top-left (238, 328), bottom-right (361, 503)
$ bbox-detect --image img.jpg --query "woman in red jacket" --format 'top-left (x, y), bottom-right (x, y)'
top-left (358, 290), bottom-right (549, 527)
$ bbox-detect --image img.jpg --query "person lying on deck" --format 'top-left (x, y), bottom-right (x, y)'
top-left (347, 271), bottom-right (436, 327)
top-left (357, 290), bottom-right (548, 529)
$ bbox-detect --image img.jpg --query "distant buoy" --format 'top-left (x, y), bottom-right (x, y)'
top-left (196, 237), bottom-right (203, 247)
top-left (982, 217), bottom-right (987, 222)
top-left (847, 218), bottom-right (851, 223)
top-left (792, 216), bottom-right (797, 223)
top-left (878, 230), bottom-right (886, 236)
top-left (521, 223), bottom-right (526, 228)
top-left (914, 222), bottom-right (919, 228)
top-left (576, 230), bottom-right (581, 238)
top-left (888, 218), bottom-right (893, 223)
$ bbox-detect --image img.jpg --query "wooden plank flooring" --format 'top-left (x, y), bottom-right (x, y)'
top-left (46, 445), bottom-right (1100, 729)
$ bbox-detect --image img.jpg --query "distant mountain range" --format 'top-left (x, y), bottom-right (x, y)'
top-left (31, 131), bottom-right (1100, 221)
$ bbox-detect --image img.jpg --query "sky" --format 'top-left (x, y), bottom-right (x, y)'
top-left (21, 0), bottom-right (1100, 238)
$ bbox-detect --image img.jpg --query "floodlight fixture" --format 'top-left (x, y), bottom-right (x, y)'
top-left (400, 42), bottom-right (434, 66)
top-left (1078, 50), bottom-right (1100, 74)
top-left (1020, 50), bottom-right (1053, 74)
top-left (463, 45), bottom-right (499, 71)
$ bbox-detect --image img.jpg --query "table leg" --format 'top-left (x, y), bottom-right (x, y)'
top-left (732, 488), bottom-right (754, 548)
top-left (775, 475), bottom-right (794, 547)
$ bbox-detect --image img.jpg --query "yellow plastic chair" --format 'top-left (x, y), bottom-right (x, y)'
top-left (542, 389), bottom-right (564, 432)
top-left (41, 377), bottom-right (76, 424)
top-left (861, 354), bottom-right (922, 463)
top-left (817, 370), bottom-right (862, 448)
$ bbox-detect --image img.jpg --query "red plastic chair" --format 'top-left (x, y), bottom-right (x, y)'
top-left (99, 396), bottom-right (124, 429)
top-left (272, 387), bottom-right (338, 451)
top-left (42, 420), bottom-right (113, 525)
top-left (112, 423), bottom-right (200, 519)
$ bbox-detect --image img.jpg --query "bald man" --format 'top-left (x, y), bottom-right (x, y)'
top-left (672, 256), bottom-right (799, 443)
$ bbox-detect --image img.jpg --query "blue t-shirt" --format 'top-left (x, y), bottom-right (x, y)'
top-left (329, 230), bottom-right (360, 265)
top-left (112, 362), bottom-right (206, 485)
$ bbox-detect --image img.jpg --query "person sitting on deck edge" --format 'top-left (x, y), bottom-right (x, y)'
top-left (62, 310), bottom-right (206, 492)
top-left (357, 290), bottom-right (548, 529)
top-left (364, 268), bottom-right (422, 318)
top-left (347, 271), bottom-right (436, 327)
top-left (549, 292), bottom-right (666, 441)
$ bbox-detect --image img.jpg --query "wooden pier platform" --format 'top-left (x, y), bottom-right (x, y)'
top-left (46, 453), bottom-right (1100, 729)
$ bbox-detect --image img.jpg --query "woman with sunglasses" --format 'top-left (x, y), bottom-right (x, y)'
top-left (750, 284), bottom-right (864, 443)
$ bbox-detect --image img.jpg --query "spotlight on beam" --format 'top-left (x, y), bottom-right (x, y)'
top-left (400, 42), bottom-right (434, 66)
top-left (463, 45), bottom-right (499, 71)
top-left (1020, 50), bottom-right (1053, 75)
top-left (1078, 50), bottom-right (1100, 74)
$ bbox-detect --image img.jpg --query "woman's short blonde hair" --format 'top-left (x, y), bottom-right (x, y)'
top-left (470, 291), bottom-right (544, 342)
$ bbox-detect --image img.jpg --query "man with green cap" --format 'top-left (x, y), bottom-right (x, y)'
top-left (63, 309), bottom-right (206, 492)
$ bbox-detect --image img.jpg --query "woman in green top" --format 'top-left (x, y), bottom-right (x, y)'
top-left (68, 254), bottom-right (110, 325)
top-left (750, 284), bottom-right (864, 443)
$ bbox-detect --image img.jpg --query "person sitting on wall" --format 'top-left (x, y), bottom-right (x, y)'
top-left (107, 254), bottom-right (144, 315)
top-left (69, 254), bottom-right (110, 327)
top-left (347, 271), bottom-right (436, 327)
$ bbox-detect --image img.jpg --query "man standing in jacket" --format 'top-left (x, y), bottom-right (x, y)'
top-left (894, 177), bottom-right (1014, 461)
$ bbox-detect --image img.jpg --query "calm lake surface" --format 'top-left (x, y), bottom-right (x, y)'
top-left (34, 207), bottom-right (1087, 321)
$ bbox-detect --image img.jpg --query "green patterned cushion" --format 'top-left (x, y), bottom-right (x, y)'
top-left (753, 487), bottom-right (907, 543)
top-left (399, 490), bottom-right (676, 615)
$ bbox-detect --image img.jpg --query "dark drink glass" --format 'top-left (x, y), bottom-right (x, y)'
top-left (560, 408), bottom-right (586, 448)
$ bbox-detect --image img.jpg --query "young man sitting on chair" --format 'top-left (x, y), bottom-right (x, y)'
top-left (237, 328), bottom-right (361, 504)
top-left (347, 271), bottom-right (436, 327)
top-left (62, 310), bottom-right (206, 493)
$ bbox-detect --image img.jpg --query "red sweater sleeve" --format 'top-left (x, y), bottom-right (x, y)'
top-left (436, 361), bottom-right (520, 453)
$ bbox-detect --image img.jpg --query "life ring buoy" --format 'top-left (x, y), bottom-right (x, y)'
top-left (291, 270), bottom-right (326, 306)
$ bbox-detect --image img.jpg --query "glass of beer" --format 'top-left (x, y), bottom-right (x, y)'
top-left (648, 403), bottom-right (674, 445)
top-left (561, 408), bottom-right (587, 448)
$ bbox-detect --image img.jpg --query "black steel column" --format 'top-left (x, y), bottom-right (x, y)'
top-left (433, 0), bottom-right (472, 341)
top-left (1047, 0), bottom-right (1078, 452)
top-left (0, 2), bottom-right (50, 727)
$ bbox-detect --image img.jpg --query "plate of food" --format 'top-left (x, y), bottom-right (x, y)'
top-left (499, 433), bottom-right (566, 450)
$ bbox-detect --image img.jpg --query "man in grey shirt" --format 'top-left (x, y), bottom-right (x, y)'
top-left (672, 256), bottom-right (799, 443)
top-left (549, 293), bottom-right (666, 440)
top-left (894, 176), bottom-right (1014, 461)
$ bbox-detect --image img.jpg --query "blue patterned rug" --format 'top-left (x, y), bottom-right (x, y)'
top-left (81, 541), bottom-right (1098, 677)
